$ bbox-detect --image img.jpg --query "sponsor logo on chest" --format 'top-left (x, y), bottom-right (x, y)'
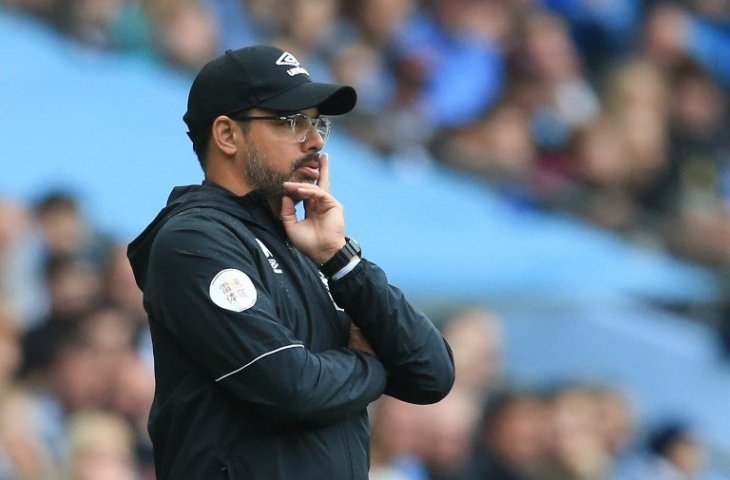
top-left (255, 238), bottom-right (283, 274)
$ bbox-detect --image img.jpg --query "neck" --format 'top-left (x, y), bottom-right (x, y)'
top-left (205, 170), bottom-right (282, 217)
top-left (267, 196), bottom-right (282, 217)
top-left (204, 160), bottom-right (252, 196)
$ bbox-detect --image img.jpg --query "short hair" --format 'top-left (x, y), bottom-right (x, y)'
top-left (648, 422), bottom-right (693, 457)
top-left (35, 191), bottom-right (78, 217)
top-left (189, 129), bottom-right (210, 170)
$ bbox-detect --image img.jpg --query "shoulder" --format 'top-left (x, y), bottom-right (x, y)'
top-left (167, 205), bottom-right (254, 239)
top-left (152, 207), bottom-right (255, 263)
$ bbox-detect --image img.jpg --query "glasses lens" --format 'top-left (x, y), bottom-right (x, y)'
top-left (291, 115), bottom-right (330, 143)
top-left (315, 118), bottom-right (330, 143)
top-left (291, 115), bottom-right (309, 141)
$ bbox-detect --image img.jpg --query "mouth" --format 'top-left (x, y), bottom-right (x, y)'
top-left (295, 166), bottom-right (320, 181)
top-left (293, 154), bottom-right (321, 181)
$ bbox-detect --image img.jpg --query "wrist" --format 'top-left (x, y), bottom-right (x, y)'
top-left (320, 237), bottom-right (362, 277)
top-left (331, 256), bottom-right (361, 281)
top-left (318, 238), bottom-right (347, 265)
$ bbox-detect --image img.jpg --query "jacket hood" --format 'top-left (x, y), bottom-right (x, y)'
top-left (127, 183), bottom-right (274, 290)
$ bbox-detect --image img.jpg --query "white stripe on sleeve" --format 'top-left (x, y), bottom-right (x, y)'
top-left (215, 344), bottom-right (305, 382)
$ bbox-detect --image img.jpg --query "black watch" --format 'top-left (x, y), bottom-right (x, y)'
top-left (320, 237), bottom-right (362, 277)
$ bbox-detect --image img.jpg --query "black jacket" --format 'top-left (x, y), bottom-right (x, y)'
top-left (127, 183), bottom-right (454, 480)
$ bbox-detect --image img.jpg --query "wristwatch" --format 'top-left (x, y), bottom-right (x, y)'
top-left (320, 237), bottom-right (362, 277)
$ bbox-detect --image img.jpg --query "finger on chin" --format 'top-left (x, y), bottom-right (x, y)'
top-left (318, 153), bottom-right (330, 192)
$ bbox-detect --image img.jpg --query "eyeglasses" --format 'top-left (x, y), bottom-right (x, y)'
top-left (233, 113), bottom-right (331, 144)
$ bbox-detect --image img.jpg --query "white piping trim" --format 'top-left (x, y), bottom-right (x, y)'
top-left (331, 257), bottom-right (361, 281)
top-left (215, 344), bottom-right (304, 382)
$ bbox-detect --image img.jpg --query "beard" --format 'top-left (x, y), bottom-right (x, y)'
top-left (243, 139), bottom-right (318, 200)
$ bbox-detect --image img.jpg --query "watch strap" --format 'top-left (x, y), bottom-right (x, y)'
top-left (320, 237), bottom-right (362, 277)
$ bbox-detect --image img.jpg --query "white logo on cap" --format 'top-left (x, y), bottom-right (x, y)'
top-left (209, 269), bottom-right (257, 312)
top-left (275, 51), bottom-right (309, 77)
top-left (276, 52), bottom-right (300, 66)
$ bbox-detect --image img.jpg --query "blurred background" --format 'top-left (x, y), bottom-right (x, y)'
top-left (2, 0), bottom-right (730, 478)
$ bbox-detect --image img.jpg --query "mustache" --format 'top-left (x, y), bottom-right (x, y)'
top-left (292, 152), bottom-right (321, 170)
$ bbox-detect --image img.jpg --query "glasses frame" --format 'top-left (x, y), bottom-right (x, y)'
top-left (232, 113), bottom-right (331, 144)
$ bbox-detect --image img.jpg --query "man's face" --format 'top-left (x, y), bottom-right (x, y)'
top-left (238, 107), bottom-right (324, 200)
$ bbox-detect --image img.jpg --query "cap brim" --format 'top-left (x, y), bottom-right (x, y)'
top-left (257, 82), bottom-right (357, 115)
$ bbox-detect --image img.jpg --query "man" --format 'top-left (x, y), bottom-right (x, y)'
top-left (127, 45), bottom-right (455, 480)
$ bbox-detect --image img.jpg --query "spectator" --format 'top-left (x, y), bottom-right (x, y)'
top-left (603, 60), bottom-right (670, 202)
top-left (145, 0), bottom-right (219, 71)
top-left (536, 0), bottom-right (641, 72)
top-left (20, 256), bottom-right (102, 380)
top-left (343, 0), bottom-right (416, 47)
top-left (441, 308), bottom-right (505, 403)
top-left (63, 410), bottom-right (137, 480)
top-left (333, 0), bottom-right (416, 114)
top-left (585, 386), bottom-right (648, 480)
top-left (644, 3), bottom-right (730, 88)
top-left (516, 11), bottom-right (600, 152)
top-left (464, 388), bottom-right (549, 480)
top-left (535, 384), bottom-right (612, 480)
top-left (420, 389), bottom-right (480, 480)
top-left (53, 0), bottom-right (128, 49)
top-left (646, 421), bottom-right (708, 480)
top-left (370, 396), bottom-right (430, 480)
top-left (274, 0), bottom-right (340, 72)
top-left (34, 191), bottom-right (107, 266)
top-left (660, 62), bottom-right (730, 263)
top-left (395, 0), bottom-right (506, 130)
top-left (435, 100), bottom-right (538, 203)
top-left (419, 388), bottom-right (479, 480)
top-left (567, 116), bottom-right (643, 231)
top-left (203, 0), bottom-right (287, 51)
top-left (1, 0), bottom-right (60, 23)
top-left (0, 388), bottom-right (55, 479)
top-left (108, 354), bottom-right (155, 477)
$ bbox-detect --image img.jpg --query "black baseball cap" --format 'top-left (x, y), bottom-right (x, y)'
top-left (183, 45), bottom-right (357, 137)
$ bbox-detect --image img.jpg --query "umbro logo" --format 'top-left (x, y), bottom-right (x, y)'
top-left (276, 52), bottom-right (299, 67)
top-left (255, 238), bottom-right (283, 274)
top-left (275, 51), bottom-right (309, 77)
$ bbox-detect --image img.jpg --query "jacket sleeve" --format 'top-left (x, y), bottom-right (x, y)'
top-left (145, 213), bottom-right (386, 427)
top-left (328, 259), bottom-right (455, 404)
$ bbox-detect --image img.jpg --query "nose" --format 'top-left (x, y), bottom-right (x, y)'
top-left (301, 124), bottom-right (324, 152)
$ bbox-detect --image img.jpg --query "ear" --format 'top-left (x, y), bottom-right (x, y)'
top-left (211, 116), bottom-right (240, 156)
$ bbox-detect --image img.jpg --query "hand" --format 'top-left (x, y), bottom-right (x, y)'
top-left (280, 153), bottom-right (347, 265)
top-left (348, 323), bottom-right (375, 356)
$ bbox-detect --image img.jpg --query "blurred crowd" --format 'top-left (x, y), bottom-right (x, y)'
top-left (2, 0), bottom-right (730, 478)
top-left (0, 193), bottom-right (722, 478)
top-left (369, 309), bottom-right (720, 480)
top-left (0, 194), bottom-right (154, 479)
top-left (3, 0), bottom-right (730, 269)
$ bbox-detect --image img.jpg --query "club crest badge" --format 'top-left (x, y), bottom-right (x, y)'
top-left (209, 269), bottom-right (257, 312)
